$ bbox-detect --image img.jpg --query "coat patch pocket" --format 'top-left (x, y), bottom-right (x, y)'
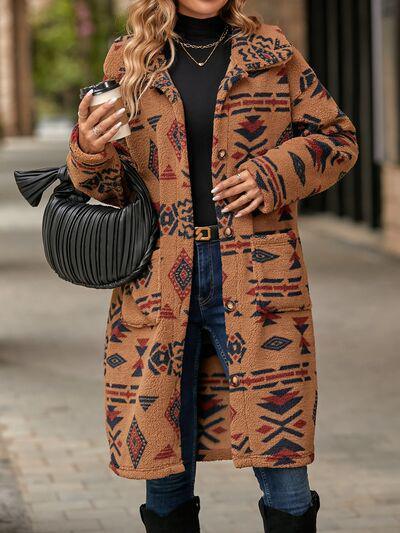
top-left (250, 230), bottom-right (311, 312)
top-left (121, 248), bottom-right (162, 327)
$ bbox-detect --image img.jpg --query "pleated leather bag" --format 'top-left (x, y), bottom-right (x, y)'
top-left (14, 154), bottom-right (159, 289)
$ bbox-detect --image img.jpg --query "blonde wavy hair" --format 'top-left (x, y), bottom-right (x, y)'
top-left (121, 0), bottom-right (261, 120)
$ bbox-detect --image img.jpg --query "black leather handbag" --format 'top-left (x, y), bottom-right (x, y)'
top-left (14, 155), bottom-right (159, 289)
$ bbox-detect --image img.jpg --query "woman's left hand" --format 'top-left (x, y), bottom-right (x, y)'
top-left (211, 170), bottom-right (264, 217)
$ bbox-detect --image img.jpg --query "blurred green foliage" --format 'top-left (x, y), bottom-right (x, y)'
top-left (32, 0), bottom-right (126, 120)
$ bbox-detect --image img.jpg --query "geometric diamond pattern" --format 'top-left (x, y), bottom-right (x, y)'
top-left (262, 336), bottom-right (292, 351)
top-left (164, 390), bottom-right (180, 435)
top-left (168, 248), bottom-right (192, 301)
top-left (252, 248), bottom-right (280, 263)
top-left (167, 119), bottom-right (186, 161)
top-left (126, 416), bottom-right (147, 468)
top-left (106, 353), bottom-right (127, 368)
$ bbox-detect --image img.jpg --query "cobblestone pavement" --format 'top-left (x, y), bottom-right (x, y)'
top-left (1, 138), bottom-right (400, 532)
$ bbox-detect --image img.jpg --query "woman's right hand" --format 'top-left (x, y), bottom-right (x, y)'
top-left (77, 90), bottom-right (125, 154)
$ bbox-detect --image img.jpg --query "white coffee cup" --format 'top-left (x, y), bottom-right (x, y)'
top-left (80, 80), bottom-right (131, 141)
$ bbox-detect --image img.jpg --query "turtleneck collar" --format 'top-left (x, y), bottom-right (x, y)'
top-left (174, 12), bottom-right (227, 41)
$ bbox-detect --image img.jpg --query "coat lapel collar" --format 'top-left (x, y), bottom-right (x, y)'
top-left (148, 54), bottom-right (180, 104)
top-left (214, 25), bottom-right (293, 115)
top-left (230, 25), bottom-right (293, 73)
top-left (149, 25), bottom-right (294, 104)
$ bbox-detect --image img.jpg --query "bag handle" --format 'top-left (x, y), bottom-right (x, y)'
top-left (14, 149), bottom-right (144, 208)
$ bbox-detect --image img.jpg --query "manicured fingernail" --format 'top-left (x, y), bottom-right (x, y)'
top-left (235, 213), bottom-right (242, 218)
top-left (114, 121), bottom-right (122, 129)
top-left (211, 187), bottom-right (218, 193)
top-left (221, 207), bottom-right (228, 213)
top-left (108, 97), bottom-right (118, 104)
top-left (87, 89), bottom-right (93, 95)
top-left (212, 195), bottom-right (220, 201)
top-left (116, 107), bottom-right (126, 115)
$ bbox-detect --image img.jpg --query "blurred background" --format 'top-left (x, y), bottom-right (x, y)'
top-left (1, 1), bottom-right (400, 532)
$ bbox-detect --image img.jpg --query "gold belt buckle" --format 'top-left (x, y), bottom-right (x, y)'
top-left (195, 226), bottom-right (211, 241)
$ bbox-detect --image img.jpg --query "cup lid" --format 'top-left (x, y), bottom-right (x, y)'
top-left (80, 79), bottom-right (119, 100)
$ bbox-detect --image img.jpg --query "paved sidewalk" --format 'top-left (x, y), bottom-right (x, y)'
top-left (1, 139), bottom-right (400, 532)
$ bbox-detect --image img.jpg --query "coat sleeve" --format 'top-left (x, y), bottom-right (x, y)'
top-left (66, 40), bottom-right (130, 208)
top-left (237, 44), bottom-right (359, 214)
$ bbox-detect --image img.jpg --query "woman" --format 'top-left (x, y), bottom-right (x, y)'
top-left (67, 0), bottom-right (359, 531)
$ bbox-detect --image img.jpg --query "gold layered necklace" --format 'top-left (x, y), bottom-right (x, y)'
top-left (173, 25), bottom-right (229, 67)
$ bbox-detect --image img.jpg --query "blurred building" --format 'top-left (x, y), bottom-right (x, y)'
top-left (1, 0), bottom-right (399, 256)
top-left (0, 0), bottom-right (33, 136)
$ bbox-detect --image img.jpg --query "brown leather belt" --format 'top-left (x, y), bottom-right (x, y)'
top-left (194, 224), bottom-right (219, 241)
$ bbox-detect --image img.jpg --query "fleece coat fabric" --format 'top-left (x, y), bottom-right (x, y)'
top-left (66, 24), bottom-right (359, 480)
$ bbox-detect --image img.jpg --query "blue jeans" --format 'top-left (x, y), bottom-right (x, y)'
top-left (146, 238), bottom-right (312, 517)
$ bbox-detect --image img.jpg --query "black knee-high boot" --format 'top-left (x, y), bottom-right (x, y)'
top-left (258, 490), bottom-right (320, 532)
top-left (139, 495), bottom-right (201, 532)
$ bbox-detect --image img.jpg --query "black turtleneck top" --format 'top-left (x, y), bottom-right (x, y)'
top-left (164, 13), bottom-right (232, 227)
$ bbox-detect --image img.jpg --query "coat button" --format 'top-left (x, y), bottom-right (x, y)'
top-left (218, 149), bottom-right (227, 160)
top-left (230, 375), bottom-right (241, 387)
top-left (224, 226), bottom-right (233, 237)
top-left (226, 300), bottom-right (235, 312)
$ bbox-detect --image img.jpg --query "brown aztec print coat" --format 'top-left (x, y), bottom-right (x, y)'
top-left (66, 24), bottom-right (359, 480)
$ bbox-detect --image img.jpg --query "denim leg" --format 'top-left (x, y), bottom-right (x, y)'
top-left (145, 271), bottom-right (203, 516)
top-left (198, 241), bottom-right (230, 379)
top-left (199, 241), bottom-right (312, 517)
top-left (253, 466), bottom-right (312, 516)
top-left (145, 469), bottom-right (194, 517)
